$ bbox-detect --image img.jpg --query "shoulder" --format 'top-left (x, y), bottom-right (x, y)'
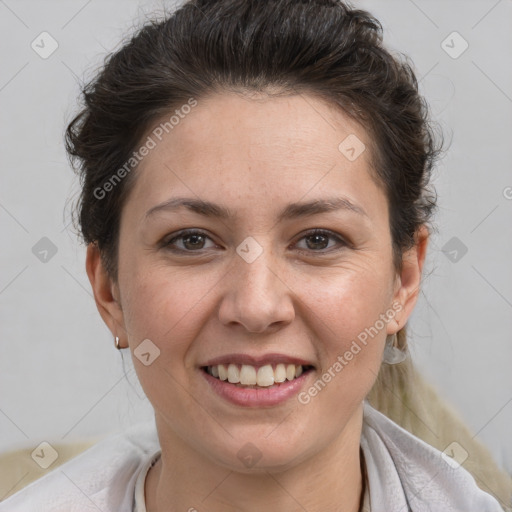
top-left (0, 421), bottom-right (160, 512)
top-left (361, 402), bottom-right (504, 512)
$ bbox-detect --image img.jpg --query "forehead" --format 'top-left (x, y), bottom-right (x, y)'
top-left (145, 91), bottom-right (367, 165)
top-left (124, 91), bottom-right (386, 222)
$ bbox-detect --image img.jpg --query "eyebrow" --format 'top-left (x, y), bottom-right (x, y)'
top-left (144, 196), bottom-right (368, 222)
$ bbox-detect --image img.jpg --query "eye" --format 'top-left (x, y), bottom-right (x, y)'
top-left (294, 229), bottom-right (347, 253)
top-left (163, 229), bottom-right (217, 252)
top-left (162, 228), bottom-right (348, 255)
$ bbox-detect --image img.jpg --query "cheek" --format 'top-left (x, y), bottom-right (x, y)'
top-left (119, 265), bottom-right (210, 405)
top-left (301, 264), bottom-right (393, 335)
top-left (119, 261), bottom-right (211, 350)
top-left (119, 260), bottom-right (246, 391)
top-left (297, 264), bottom-right (393, 396)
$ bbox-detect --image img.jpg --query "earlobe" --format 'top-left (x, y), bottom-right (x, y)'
top-left (85, 243), bottom-right (125, 340)
top-left (389, 225), bottom-right (429, 334)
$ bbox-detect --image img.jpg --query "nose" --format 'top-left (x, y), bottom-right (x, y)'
top-left (218, 247), bottom-right (295, 334)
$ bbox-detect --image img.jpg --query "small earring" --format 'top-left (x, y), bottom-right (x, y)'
top-left (114, 336), bottom-right (122, 350)
top-left (383, 332), bottom-right (406, 364)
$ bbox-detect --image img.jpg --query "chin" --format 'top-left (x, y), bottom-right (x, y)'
top-left (203, 434), bottom-right (312, 474)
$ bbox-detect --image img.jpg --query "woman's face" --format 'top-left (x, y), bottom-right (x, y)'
top-left (90, 91), bottom-right (423, 471)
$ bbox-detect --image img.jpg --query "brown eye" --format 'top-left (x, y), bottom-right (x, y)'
top-left (181, 233), bottom-right (206, 250)
top-left (163, 230), bottom-right (216, 252)
top-left (305, 233), bottom-right (330, 250)
top-left (295, 229), bottom-right (347, 254)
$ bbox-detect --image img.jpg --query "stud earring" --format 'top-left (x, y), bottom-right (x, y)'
top-left (114, 336), bottom-right (122, 350)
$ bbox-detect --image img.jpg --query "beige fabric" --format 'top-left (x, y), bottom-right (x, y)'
top-left (0, 440), bottom-right (97, 501)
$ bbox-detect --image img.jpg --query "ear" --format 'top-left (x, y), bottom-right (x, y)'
top-left (387, 225), bottom-right (429, 334)
top-left (85, 243), bottom-right (127, 347)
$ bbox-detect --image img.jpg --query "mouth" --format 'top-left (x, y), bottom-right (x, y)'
top-left (201, 363), bottom-right (315, 389)
top-left (199, 353), bottom-right (316, 407)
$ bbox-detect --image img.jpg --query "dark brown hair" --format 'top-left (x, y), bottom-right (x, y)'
top-left (65, 0), bottom-right (443, 282)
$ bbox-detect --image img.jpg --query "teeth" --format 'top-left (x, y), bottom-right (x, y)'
top-left (274, 363), bottom-right (287, 383)
top-left (240, 364), bottom-right (257, 385)
top-left (256, 365), bottom-right (274, 387)
top-left (207, 363), bottom-right (308, 387)
top-left (286, 364), bottom-right (296, 381)
top-left (227, 364), bottom-right (240, 383)
top-left (218, 364), bottom-right (228, 381)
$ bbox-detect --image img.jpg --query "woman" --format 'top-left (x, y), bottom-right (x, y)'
top-left (0, 0), bottom-right (506, 510)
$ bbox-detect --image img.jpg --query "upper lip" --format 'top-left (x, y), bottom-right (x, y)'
top-left (201, 353), bottom-right (315, 368)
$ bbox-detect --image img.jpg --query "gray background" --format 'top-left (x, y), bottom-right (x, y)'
top-left (1, 0), bottom-right (511, 483)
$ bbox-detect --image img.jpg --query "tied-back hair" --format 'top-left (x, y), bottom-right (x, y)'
top-left (66, 0), bottom-right (440, 282)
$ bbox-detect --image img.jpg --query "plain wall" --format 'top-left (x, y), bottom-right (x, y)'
top-left (1, 0), bottom-right (511, 479)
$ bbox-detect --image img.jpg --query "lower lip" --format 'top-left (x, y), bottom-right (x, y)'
top-left (201, 369), bottom-right (312, 407)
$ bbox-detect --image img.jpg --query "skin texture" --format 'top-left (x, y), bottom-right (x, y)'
top-left (86, 91), bottom-right (428, 512)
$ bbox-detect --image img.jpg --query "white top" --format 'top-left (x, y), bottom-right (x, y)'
top-left (133, 451), bottom-right (161, 512)
top-left (0, 402), bottom-right (503, 512)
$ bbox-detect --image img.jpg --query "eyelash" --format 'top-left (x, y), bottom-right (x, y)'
top-left (162, 228), bottom-right (348, 255)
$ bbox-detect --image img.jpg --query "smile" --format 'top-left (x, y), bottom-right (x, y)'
top-left (203, 363), bottom-right (314, 388)
top-left (200, 360), bottom-right (315, 407)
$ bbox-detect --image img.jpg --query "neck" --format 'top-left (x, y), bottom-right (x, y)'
top-left (145, 405), bottom-right (364, 512)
